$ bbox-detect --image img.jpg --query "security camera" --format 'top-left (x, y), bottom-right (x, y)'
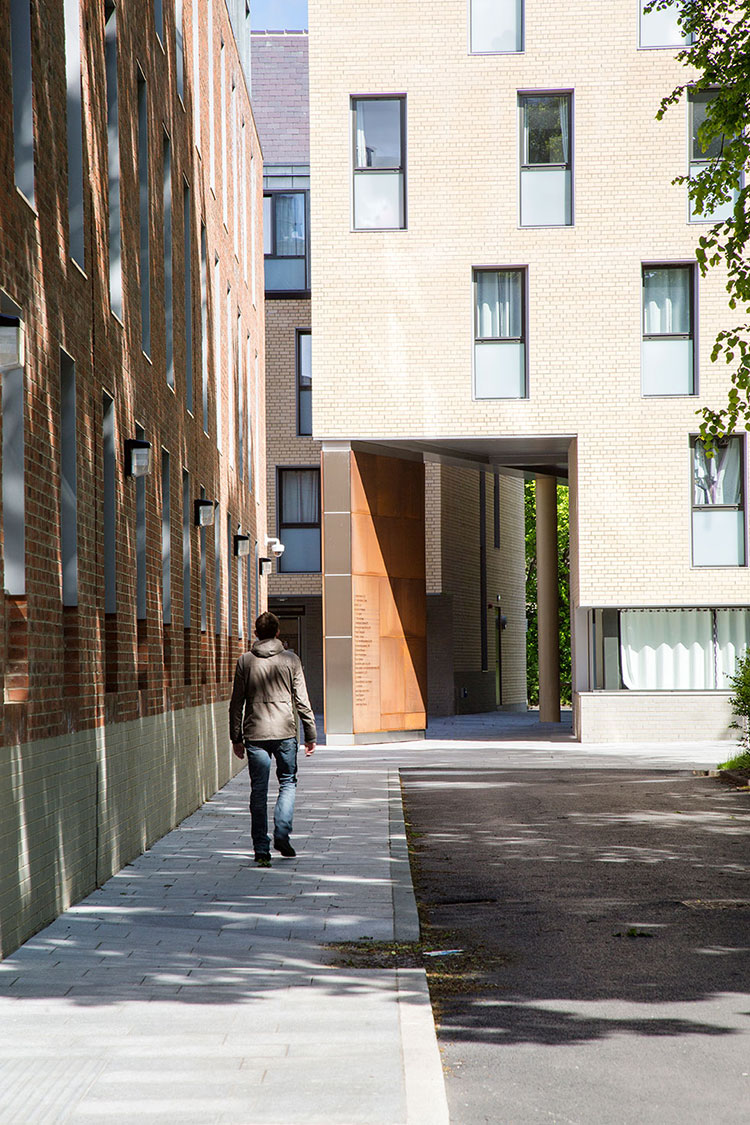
top-left (266, 536), bottom-right (285, 558)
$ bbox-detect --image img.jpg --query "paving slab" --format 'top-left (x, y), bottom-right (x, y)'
top-left (0, 711), bottom-right (737, 1124)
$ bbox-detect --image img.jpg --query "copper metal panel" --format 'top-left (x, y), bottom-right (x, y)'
top-left (351, 511), bottom-right (386, 575)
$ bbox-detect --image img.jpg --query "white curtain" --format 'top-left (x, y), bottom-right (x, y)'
top-left (643, 268), bottom-right (690, 335)
top-left (476, 271), bottom-right (521, 339)
top-left (693, 438), bottom-right (741, 506)
top-left (559, 97), bottom-right (569, 163)
top-left (620, 609), bottom-right (713, 690)
top-left (716, 609), bottom-right (750, 687)
top-left (274, 194), bottom-right (304, 257)
top-left (282, 470), bottom-right (319, 524)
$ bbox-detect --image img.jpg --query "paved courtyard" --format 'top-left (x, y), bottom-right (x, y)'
top-left (0, 713), bottom-right (737, 1124)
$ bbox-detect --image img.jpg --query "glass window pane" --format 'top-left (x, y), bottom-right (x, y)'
top-left (641, 338), bottom-right (693, 395)
top-left (640, 3), bottom-right (688, 47)
top-left (353, 171), bottom-right (404, 229)
top-left (274, 193), bottom-right (305, 257)
top-left (692, 510), bottom-right (745, 566)
top-left (475, 271), bottom-right (522, 339)
top-left (298, 387), bottom-right (312, 436)
top-left (263, 195), bottom-right (272, 255)
top-left (688, 164), bottom-right (737, 222)
top-left (620, 609), bottom-right (713, 689)
top-left (691, 92), bottom-right (724, 161)
top-left (471, 0), bottom-right (522, 52)
top-left (520, 167), bottom-right (572, 226)
top-left (474, 341), bottom-right (525, 398)
top-left (354, 99), bottom-right (402, 168)
top-left (693, 439), bottom-right (742, 507)
top-left (264, 257), bottom-right (306, 291)
top-left (298, 332), bottom-right (311, 384)
top-left (716, 609), bottom-right (750, 686)
top-left (0, 323), bottom-right (22, 367)
top-left (643, 267), bottom-right (691, 335)
top-left (281, 469), bottom-right (319, 523)
top-left (524, 96), bottom-right (569, 165)
top-left (278, 526), bottom-right (321, 572)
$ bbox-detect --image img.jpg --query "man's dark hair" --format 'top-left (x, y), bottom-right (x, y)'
top-left (255, 611), bottom-right (280, 640)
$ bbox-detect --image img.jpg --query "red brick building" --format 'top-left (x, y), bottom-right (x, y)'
top-left (0, 0), bottom-right (264, 957)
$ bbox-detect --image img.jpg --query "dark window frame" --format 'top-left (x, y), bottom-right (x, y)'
top-left (263, 189), bottom-right (309, 295)
top-left (296, 328), bottom-right (312, 437)
top-left (351, 94), bottom-right (407, 231)
top-left (691, 434), bottom-right (747, 568)
top-left (519, 91), bottom-right (572, 172)
top-left (277, 465), bottom-right (322, 574)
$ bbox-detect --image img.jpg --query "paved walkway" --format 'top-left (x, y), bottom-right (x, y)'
top-left (0, 714), bottom-right (734, 1124)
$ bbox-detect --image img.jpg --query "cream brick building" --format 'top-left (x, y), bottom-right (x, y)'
top-left (253, 26), bottom-right (527, 723)
top-left (308, 0), bottom-right (749, 742)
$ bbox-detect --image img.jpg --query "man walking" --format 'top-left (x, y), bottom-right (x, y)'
top-left (230, 611), bottom-right (317, 866)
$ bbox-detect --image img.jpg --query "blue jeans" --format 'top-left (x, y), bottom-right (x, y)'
top-left (245, 737), bottom-right (298, 857)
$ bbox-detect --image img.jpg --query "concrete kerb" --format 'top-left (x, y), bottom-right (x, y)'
top-left (386, 769), bottom-right (450, 1125)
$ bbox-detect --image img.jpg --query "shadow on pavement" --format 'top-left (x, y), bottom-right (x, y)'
top-left (402, 767), bottom-right (750, 1046)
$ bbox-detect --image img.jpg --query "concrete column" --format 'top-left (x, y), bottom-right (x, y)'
top-left (535, 475), bottom-right (561, 723)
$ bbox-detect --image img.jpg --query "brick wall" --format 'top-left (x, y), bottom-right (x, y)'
top-left (0, 0), bottom-right (264, 955)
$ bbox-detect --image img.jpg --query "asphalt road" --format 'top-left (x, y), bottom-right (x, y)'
top-left (401, 768), bottom-right (750, 1125)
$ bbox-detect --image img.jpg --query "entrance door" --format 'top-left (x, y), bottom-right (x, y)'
top-left (277, 613), bottom-right (302, 658)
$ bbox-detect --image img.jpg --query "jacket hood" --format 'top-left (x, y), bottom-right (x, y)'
top-left (251, 638), bottom-right (285, 658)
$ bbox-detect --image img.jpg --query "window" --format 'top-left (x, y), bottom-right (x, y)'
top-left (642, 264), bottom-right (694, 395)
top-left (163, 134), bottom-right (174, 388)
top-left (64, 0), bottom-right (84, 266)
top-left (519, 93), bottom-right (572, 227)
top-left (154, 0), bottom-right (163, 41)
top-left (473, 269), bottom-right (526, 399)
top-left (263, 192), bottom-right (308, 292)
top-left (60, 350), bottom-right (78, 607)
top-left (470, 0), bottom-right (522, 53)
top-left (208, 0), bottom-right (215, 193)
top-left (184, 180), bottom-right (193, 411)
top-left (593, 607), bottom-right (750, 690)
top-left (297, 330), bottom-right (312, 435)
top-left (689, 90), bottom-right (738, 222)
top-left (639, 2), bottom-right (690, 48)
top-left (192, 0), bottom-right (200, 149)
top-left (102, 393), bottom-right (116, 615)
top-left (692, 437), bottom-right (746, 567)
top-left (175, 0), bottom-right (184, 100)
top-left (135, 424), bottom-right (147, 620)
top-left (199, 485), bottom-right (207, 632)
top-left (278, 468), bottom-right (321, 573)
top-left (200, 223), bottom-right (208, 430)
top-left (1, 302), bottom-right (25, 596)
top-left (352, 96), bottom-right (406, 230)
top-left (214, 501), bottom-right (222, 634)
top-left (138, 70), bottom-right (150, 355)
top-left (10, 0), bottom-right (34, 204)
top-left (104, 1), bottom-right (122, 318)
top-left (493, 472), bottom-right (501, 549)
top-left (182, 469), bottom-right (190, 628)
top-left (162, 450), bottom-right (171, 624)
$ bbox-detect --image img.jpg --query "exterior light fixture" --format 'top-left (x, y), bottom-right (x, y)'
top-left (259, 557), bottom-right (273, 577)
top-left (234, 533), bottom-right (251, 557)
top-left (194, 499), bottom-right (215, 527)
top-left (124, 438), bottom-right (152, 477)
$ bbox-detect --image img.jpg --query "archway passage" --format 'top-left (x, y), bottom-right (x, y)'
top-left (321, 437), bottom-right (572, 744)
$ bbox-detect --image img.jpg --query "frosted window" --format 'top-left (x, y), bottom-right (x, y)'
top-left (470, 0), bottom-right (522, 53)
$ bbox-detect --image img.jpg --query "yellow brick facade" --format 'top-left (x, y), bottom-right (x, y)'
top-left (308, 2), bottom-right (750, 739)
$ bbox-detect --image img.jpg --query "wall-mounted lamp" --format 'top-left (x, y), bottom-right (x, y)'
top-left (265, 536), bottom-right (285, 559)
top-left (194, 499), bottom-right (215, 527)
top-left (124, 438), bottom-right (152, 478)
top-left (234, 533), bottom-right (251, 557)
top-left (259, 557), bottom-right (273, 577)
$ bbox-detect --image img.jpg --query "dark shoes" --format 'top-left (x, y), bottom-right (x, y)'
top-left (273, 836), bottom-right (296, 858)
top-left (254, 853), bottom-right (272, 867)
